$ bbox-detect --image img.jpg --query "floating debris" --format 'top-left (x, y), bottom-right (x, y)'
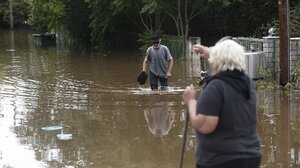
top-left (5, 49), bottom-right (16, 52)
top-left (41, 124), bottom-right (73, 141)
top-left (57, 128), bottom-right (72, 141)
top-left (41, 125), bottom-right (63, 131)
top-left (57, 133), bottom-right (72, 141)
top-left (132, 86), bottom-right (185, 95)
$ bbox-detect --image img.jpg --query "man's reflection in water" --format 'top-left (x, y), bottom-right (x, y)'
top-left (144, 99), bottom-right (175, 139)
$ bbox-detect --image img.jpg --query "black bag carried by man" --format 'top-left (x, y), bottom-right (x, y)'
top-left (137, 71), bottom-right (148, 85)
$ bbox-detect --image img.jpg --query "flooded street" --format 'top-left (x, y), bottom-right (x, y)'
top-left (1, 29), bottom-right (300, 168)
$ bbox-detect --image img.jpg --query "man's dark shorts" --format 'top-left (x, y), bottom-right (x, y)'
top-left (150, 71), bottom-right (168, 90)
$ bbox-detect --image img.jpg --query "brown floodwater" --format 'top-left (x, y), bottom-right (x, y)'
top-left (0, 29), bottom-right (300, 168)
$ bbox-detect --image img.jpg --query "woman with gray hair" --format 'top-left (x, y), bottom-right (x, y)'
top-left (182, 38), bottom-right (261, 168)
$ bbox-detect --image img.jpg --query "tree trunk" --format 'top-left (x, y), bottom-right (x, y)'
top-left (184, 0), bottom-right (188, 38)
top-left (178, 0), bottom-right (184, 37)
top-left (9, 0), bottom-right (13, 29)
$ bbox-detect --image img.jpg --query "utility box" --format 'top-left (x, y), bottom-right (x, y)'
top-left (244, 52), bottom-right (266, 79)
top-left (33, 33), bottom-right (56, 47)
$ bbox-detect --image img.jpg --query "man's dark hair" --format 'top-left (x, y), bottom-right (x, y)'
top-left (151, 35), bottom-right (160, 43)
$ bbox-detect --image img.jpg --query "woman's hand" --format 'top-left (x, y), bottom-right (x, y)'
top-left (193, 44), bottom-right (210, 58)
top-left (182, 84), bottom-right (197, 104)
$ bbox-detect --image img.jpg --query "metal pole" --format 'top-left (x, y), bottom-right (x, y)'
top-left (278, 0), bottom-right (290, 86)
top-left (9, 0), bottom-right (13, 29)
top-left (179, 111), bottom-right (189, 168)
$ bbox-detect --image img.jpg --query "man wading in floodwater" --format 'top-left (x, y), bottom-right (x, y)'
top-left (141, 35), bottom-right (174, 91)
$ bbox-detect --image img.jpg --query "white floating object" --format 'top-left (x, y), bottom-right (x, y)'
top-left (5, 49), bottom-right (16, 52)
top-left (57, 133), bottom-right (72, 141)
top-left (41, 126), bottom-right (63, 131)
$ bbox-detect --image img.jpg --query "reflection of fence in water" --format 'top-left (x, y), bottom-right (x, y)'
top-left (258, 90), bottom-right (300, 167)
top-left (290, 92), bottom-right (300, 165)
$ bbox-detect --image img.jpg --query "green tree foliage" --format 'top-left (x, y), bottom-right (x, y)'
top-left (87, 0), bottom-right (118, 48)
top-left (7, 0), bottom-right (300, 50)
top-left (61, 0), bottom-right (91, 48)
top-left (29, 0), bottom-right (64, 32)
top-left (160, 0), bottom-right (209, 37)
top-left (188, 0), bottom-right (279, 44)
top-left (29, 0), bottom-right (91, 48)
top-left (87, 0), bottom-right (144, 49)
top-left (0, 0), bottom-right (31, 28)
top-left (290, 4), bottom-right (300, 37)
top-left (261, 1), bottom-right (300, 37)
